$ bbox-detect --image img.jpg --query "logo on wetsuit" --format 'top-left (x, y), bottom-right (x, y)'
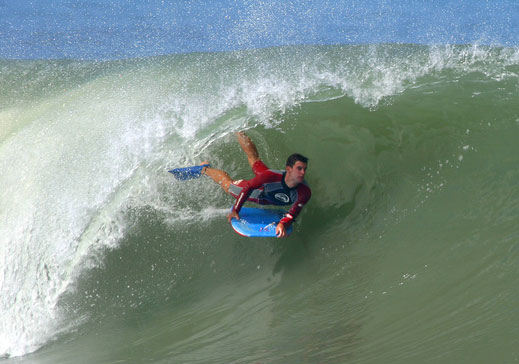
top-left (275, 193), bottom-right (290, 203)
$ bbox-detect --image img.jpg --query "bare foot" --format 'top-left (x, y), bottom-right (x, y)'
top-left (199, 161), bottom-right (210, 174)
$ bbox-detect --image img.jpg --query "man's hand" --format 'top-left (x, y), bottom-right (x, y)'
top-left (227, 210), bottom-right (240, 223)
top-left (275, 222), bottom-right (287, 238)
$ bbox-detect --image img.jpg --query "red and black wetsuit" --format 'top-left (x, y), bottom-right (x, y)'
top-left (228, 160), bottom-right (311, 228)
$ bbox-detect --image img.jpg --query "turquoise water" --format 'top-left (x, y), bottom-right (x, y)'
top-left (1, 44), bottom-right (518, 363)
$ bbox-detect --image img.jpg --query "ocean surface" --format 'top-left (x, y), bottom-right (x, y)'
top-left (1, 1), bottom-right (519, 363)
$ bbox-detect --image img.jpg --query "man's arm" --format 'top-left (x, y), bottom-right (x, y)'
top-left (276, 184), bottom-right (312, 235)
top-left (227, 171), bottom-right (278, 222)
top-left (231, 171), bottom-right (278, 213)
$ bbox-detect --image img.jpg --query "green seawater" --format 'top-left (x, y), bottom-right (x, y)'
top-left (1, 44), bottom-right (518, 363)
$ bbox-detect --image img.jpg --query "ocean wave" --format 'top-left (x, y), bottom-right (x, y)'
top-left (1, 44), bottom-right (518, 359)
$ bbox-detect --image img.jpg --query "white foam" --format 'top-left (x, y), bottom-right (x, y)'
top-left (0, 69), bottom-right (174, 357)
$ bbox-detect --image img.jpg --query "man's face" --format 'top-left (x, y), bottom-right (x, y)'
top-left (286, 161), bottom-right (307, 185)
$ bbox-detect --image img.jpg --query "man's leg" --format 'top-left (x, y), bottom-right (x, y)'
top-left (201, 131), bottom-right (259, 194)
top-left (236, 132), bottom-right (260, 168)
top-left (201, 164), bottom-right (232, 194)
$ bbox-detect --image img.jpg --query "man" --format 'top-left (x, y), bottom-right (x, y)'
top-left (202, 132), bottom-right (311, 238)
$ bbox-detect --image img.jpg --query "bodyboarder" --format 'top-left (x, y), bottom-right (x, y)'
top-left (201, 132), bottom-right (311, 238)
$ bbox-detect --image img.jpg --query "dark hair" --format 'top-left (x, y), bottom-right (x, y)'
top-left (286, 153), bottom-right (308, 167)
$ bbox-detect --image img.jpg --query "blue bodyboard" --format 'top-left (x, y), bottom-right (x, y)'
top-left (230, 207), bottom-right (293, 237)
top-left (168, 164), bottom-right (209, 180)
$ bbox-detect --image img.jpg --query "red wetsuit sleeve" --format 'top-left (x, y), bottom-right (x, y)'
top-left (232, 170), bottom-right (279, 213)
top-left (279, 183), bottom-right (312, 228)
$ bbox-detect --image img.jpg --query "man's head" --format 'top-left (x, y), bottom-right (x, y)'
top-left (285, 153), bottom-right (308, 187)
top-left (286, 153), bottom-right (308, 168)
